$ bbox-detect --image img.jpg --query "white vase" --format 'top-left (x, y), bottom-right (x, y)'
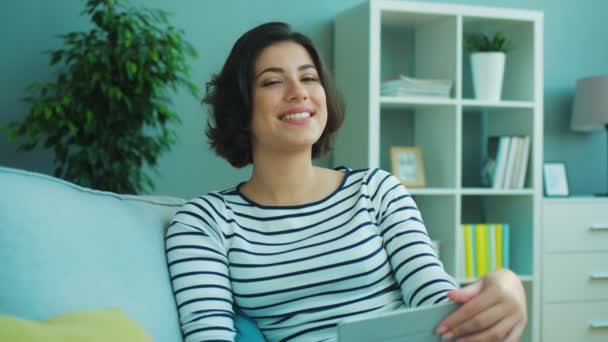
top-left (470, 52), bottom-right (506, 101)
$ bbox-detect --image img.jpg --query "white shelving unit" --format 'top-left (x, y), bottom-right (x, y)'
top-left (334, 1), bottom-right (543, 341)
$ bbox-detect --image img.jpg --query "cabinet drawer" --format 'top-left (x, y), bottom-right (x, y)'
top-left (543, 201), bottom-right (608, 252)
top-left (543, 301), bottom-right (608, 342)
top-left (543, 252), bottom-right (608, 302)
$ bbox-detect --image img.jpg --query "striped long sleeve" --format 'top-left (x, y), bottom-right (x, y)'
top-left (165, 197), bottom-right (236, 342)
top-left (367, 169), bottom-right (456, 307)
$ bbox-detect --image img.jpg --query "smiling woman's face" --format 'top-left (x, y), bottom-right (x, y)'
top-left (249, 41), bottom-right (328, 158)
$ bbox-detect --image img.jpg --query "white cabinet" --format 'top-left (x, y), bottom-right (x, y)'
top-left (542, 198), bottom-right (608, 342)
top-left (334, 1), bottom-right (543, 341)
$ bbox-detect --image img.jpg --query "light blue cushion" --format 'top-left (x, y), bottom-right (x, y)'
top-left (0, 166), bottom-right (266, 342)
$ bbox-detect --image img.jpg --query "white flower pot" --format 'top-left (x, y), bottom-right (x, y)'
top-left (470, 52), bottom-right (506, 101)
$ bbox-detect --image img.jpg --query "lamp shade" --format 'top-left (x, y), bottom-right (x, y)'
top-left (571, 75), bottom-right (608, 132)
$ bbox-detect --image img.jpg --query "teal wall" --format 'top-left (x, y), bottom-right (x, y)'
top-left (1, 0), bottom-right (607, 198)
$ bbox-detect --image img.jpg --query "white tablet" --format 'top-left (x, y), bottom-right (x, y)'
top-left (337, 301), bottom-right (459, 342)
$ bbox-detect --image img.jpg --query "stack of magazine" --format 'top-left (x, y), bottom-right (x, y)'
top-left (381, 75), bottom-right (453, 98)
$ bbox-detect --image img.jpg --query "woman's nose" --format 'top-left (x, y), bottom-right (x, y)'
top-left (286, 80), bottom-right (308, 102)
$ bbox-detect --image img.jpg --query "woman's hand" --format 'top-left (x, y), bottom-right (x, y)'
top-left (436, 268), bottom-right (527, 341)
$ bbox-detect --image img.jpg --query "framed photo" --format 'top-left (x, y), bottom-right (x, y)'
top-left (543, 162), bottom-right (570, 197)
top-left (391, 146), bottom-right (426, 187)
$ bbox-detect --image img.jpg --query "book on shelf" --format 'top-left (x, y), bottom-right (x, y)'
top-left (506, 138), bottom-right (521, 189)
top-left (503, 138), bottom-right (519, 189)
top-left (380, 75), bottom-right (453, 98)
top-left (475, 224), bottom-right (489, 277)
top-left (515, 136), bottom-right (530, 189)
top-left (463, 224), bottom-right (475, 278)
top-left (495, 224), bottom-right (503, 268)
top-left (501, 223), bottom-right (511, 268)
top-left (482, 135), bottom-right (530, 189)
top-left (458, 223), bottom-right (510, 279)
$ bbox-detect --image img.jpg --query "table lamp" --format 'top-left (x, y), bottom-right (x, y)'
top-left (571, 74), bottom-right (608, 196)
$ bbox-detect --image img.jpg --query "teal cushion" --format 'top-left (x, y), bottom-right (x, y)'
top-left (0, 167), bottom-right (266, 342)
top-left (236, 313), bottom-right (267, 341)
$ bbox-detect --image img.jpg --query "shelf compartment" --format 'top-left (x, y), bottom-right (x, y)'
top-left (412, 194), bottom-right (458, 276)
top-left (461, 108), bottom-right (535, 189)
top-left (380, 105), bottom-right (457, 188)
top-left (380, 11), bottom-right (458, 98)
top-left (461, 195), bottom-right (534, 277)
top-left (461, 16), bottom-right (536, 102)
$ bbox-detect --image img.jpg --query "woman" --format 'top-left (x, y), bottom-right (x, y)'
top-left (165, 22), bottom-right (527, 342)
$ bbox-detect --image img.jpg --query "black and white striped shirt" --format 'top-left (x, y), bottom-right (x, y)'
top-left (165, 167), bottom-right (456, 341)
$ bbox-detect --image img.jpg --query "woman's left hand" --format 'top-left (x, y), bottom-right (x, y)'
top-left (436, 268), bottom-right (527, 341)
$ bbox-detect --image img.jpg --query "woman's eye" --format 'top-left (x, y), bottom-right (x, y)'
top-left (302, 76), bottom-right (319, 82)
top-left (262, 80), bottom-right (281, 87)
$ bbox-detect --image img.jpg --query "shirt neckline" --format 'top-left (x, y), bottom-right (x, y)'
top-left (235, 166), bottom-right (351, 209)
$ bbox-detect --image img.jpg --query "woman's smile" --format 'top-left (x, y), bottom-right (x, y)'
top-left (278, 107), bottom-right (316, 125)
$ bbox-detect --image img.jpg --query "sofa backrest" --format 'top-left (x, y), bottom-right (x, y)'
top-left (0, 166), bottom-right (186, 342)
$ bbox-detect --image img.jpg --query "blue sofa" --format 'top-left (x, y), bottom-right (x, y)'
top-left (0, 166), bottom-right (265, 341)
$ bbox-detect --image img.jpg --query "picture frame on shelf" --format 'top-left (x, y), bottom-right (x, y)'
top-left (391, 146), bottom-right (426, 188)
top-left (543, 162), bottom-right (570, 197)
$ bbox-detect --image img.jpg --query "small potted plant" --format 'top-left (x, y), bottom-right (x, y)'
top-left (465, 32), bottom-right (512, 101)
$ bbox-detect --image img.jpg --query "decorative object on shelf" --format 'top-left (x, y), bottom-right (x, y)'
top-left (1, 0), bottom-right (199, 194)
top-left (571, 74), bottom-right (608, 196)
top-left (543, 162), bottom-right (570, 197)
top-left (380, 75), bottom-right (453, 98)
top-left (465, 32), bottom-right (512, 101)
top-left (390, 146), bottom-right (426, 188)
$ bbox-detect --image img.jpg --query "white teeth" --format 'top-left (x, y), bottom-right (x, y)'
top-left (281, 112), bottom-right (311, 121)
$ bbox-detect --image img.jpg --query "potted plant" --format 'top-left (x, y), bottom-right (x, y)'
top-left (465, 32), bottom-right (512, 101)
top-left (2, 0), bottom-right (198, 194)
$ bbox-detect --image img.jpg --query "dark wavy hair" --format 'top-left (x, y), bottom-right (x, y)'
top-left (204, 22), bottom-right (345, 168)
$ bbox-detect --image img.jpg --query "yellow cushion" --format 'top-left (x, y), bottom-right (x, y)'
top-left (0, 308), bottom-right (152, 342)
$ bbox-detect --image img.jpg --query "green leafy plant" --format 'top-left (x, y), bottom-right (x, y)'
top-left (2, 0), bottom-right (198, 194)
top-left (465, 32), bottom-right (512, 52)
